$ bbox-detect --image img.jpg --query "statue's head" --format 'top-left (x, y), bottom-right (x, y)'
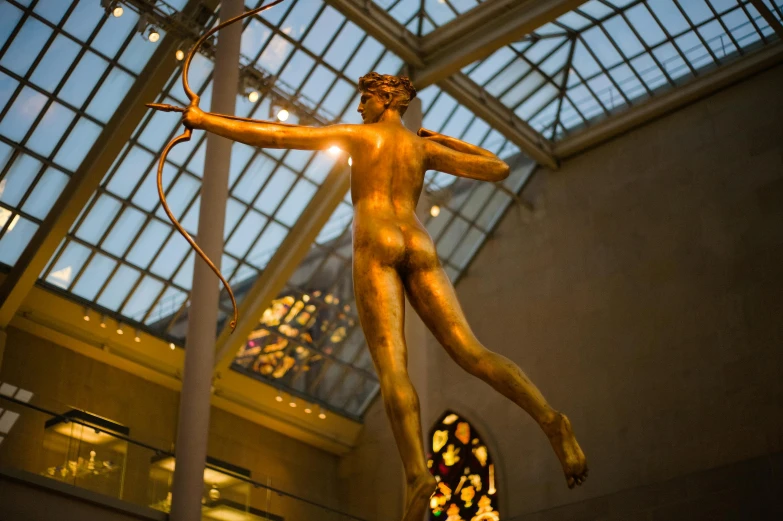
top-left (357, 72), bottom-right (417, 123)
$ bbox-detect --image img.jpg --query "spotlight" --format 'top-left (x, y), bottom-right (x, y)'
top-left (289, 398), bottom-right (297, 408)
top-left (275, 391), bottom-right (283, 403)
top-left (348, 157), bottom-right (353, 166)
top-left (430, 205), bottom-right (441, 217)
top-left (116, 323), bottom-right (124, 335)
top-left (113, 5), bottom-right (123, 17)
top-left (169, 342), bottom-right (176, 350)
top-left (148, 28), bottom-right (160, 43)
top-left (100, 315), bottom-right (107, 328)
top-left (134, 330), bottom-right (141, 343)
top-left (175, 49), bottom-right (185, 61)
top-left (248, 90), bottom-right (260, 103)
top-left (317, 406), bottom-right (326, 420)
top-left (277, 109), bottom-right (289, 121)
top-left (328, 146), bottom-right (342, 156)
top-left (82, 308), bottom-right (90, 322)
top-left (304, 405), bottom-right (312, 414)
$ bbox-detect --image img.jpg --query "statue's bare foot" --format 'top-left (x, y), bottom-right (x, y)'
top-left (402, 473), bottom-right (436, 521)
top-left (544, 413), bottom-right (588, 488)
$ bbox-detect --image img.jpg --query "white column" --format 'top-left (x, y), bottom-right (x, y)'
top-left (402, 97), bottom-right (434, 429)
top-left (169, 1), bottom-right (242, 519)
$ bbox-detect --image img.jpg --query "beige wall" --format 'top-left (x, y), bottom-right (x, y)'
top-left (0, 326), bottom-right (342, 518)
top-left (340, 64), bottom-right (783, 519)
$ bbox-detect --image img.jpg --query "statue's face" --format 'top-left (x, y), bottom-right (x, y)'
top-left (357, 91), bottom-right (387, 124)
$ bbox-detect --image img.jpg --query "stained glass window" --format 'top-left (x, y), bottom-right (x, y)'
top-left (231, 288), bottom-right (374, 420)
top-left (428, 411), bottom-right (499, 520)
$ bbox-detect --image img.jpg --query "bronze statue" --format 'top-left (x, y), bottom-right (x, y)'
top-left (179, 72), bottom-right (587, 519)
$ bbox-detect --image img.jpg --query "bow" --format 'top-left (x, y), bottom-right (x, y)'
top-left (147, 0), bottom-right (285, 332)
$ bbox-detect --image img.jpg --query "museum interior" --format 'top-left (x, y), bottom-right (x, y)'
top-left (0, 0), bottom-right (782, 520)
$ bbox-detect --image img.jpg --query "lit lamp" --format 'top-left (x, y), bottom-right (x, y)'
top-left (43, 409), bottom-right (129, 492)
top-left (149, 454), bottom-right (255, 512)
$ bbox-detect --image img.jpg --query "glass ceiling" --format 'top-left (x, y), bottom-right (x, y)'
top-left (464, 0), bottom-right (783, 141)
top-left (0, 0), bottom-right (164, 266)
top-left (38, 0), bottom-right (403, 339)
top-left (372, 0), bottom-right (485, 36)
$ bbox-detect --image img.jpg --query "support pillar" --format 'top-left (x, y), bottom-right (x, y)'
top-left (169, 1), bottom-right (242, 519)
top-left (402, 98), bottom-right (433, 429)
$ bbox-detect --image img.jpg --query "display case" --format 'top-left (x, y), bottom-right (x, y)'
top-left (148, 454), bottom-right (280, 520)
top-left (42, 409), bottom-right (128, 498)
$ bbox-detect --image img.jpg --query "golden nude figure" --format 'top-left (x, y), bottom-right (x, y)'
top-left (182, 73), bottom-right (587, 519)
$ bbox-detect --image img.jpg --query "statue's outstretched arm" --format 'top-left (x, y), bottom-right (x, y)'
top-left (421, 129), bottom-right (510, 182)
top-left (184, 105), bottom-right (354, 151)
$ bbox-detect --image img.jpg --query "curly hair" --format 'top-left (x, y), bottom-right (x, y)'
top-left (358, 72), bottom-right (417, 115)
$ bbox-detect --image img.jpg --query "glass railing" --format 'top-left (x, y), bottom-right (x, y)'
top-left (0, 380), bottom-right (365, 521)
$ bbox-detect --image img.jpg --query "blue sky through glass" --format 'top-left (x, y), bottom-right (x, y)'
top-left (463, 0), bottom-right (782, 141)
top-left (0, 0), bottom-right (157, 266)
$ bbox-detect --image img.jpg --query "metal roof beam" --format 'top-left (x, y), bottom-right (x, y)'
top-left (553, 41), bottom-right (783, 159)
top-left (750, 0), bottom-right (783, 41)
top-left (212, 162), bottom-right (351, 377)
top-left (0, 0), bottom-right (219, 328)
top-left (414, 0), bottom-right (588, 87)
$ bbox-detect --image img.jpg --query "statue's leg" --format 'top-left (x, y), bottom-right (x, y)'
top-left (353, 254), bottom-right (436, 517)
top-left (403, 265), bottom-right (588, 488)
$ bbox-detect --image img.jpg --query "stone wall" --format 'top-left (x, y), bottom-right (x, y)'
top-left (339, 63), bottom-right (783, 520)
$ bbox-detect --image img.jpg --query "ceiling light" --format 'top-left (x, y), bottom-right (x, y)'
top-left (82, 308), bottom-right (90, 322)
top-left (100, 315), bottom-right (107, 328)
top-left (277, 108), bottom-right (289, 121)
top-left (148, 28), bottom-right (160, 43)
top-left (113, 5), bottom-right (123, 17)
top-left (175, 49), bottom-right (185, 61)
top-left (304, 405), bottom-right (312, 414)
top-left (328, 146), bottom-right (342, 156)
top-left (430, 205), bottom-right (440, 217)
top-left (134, 330), bottom-right (141, 343)
top-left (248, 90), bottom-right (260, 103)
top-left (317, 406), bottom-right (326, 420)
top-left (275, 391), bottom-right (283, 403)
top-left (116, 324), bottom-right (124, 335)
top-left (169, 342), bottom-right (176, 350)
top-left (348, 157), bottom-right (353, 166)
top-left (289, 398), bottom-right (297, 408)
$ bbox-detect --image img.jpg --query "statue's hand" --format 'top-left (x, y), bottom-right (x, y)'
top-left (183, 104), bottom-right (205, 130)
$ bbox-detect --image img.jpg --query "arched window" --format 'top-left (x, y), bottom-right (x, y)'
top-left (427, 411), bottom-right (499, 520)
